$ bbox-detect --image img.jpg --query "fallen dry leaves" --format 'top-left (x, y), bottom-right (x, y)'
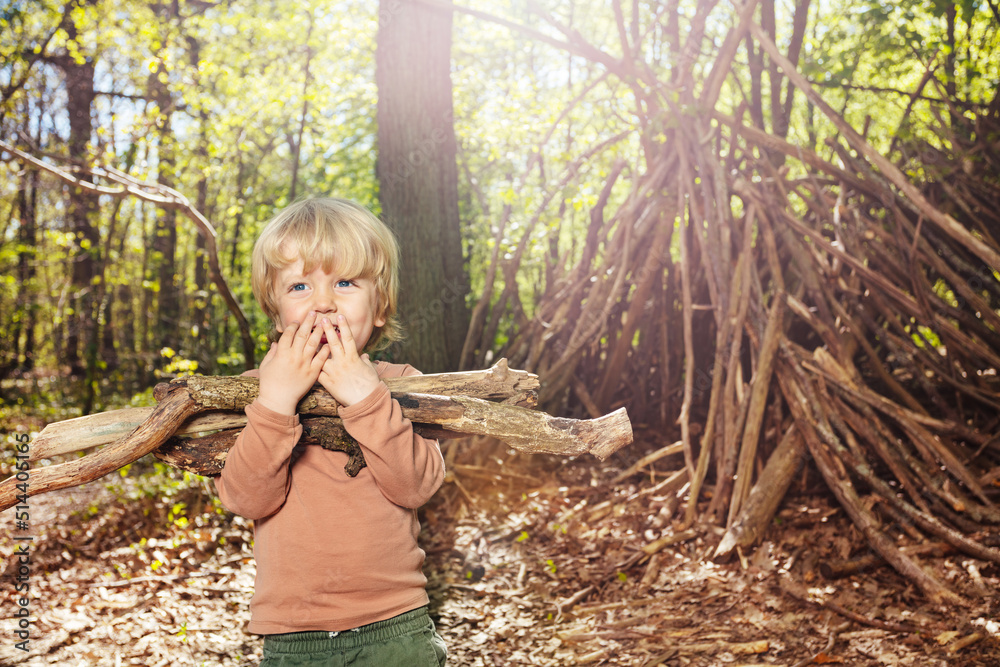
top-left (423, 440), bottom-right (1000, 666)
top-left (1, 438), bottom-right (998, 666)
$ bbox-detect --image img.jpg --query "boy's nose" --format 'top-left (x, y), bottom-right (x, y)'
top-left (313, 290), bottom-right (337, 313)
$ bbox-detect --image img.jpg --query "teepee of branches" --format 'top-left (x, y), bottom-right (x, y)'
top-left (458, 2), bottom-right (1000, 603)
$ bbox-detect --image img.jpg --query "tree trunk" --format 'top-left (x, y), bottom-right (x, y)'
top-left (150, 56), bottom-right (181, 355)
top-left (98, 275), bottom-right (117, 371)
top-left (15, 166), bottom-right (38, 372)
top-left (140, 205), bottom-right (154, 380)
top-left (60, 37), bottom-right (98, 384)
top-left (117, 281), bottom-right (136, 362)
top-left (97, 193), bottom-right (130, 374)
top-left (376, 0), bottom-right (469, 372)
top-left (190, 33), bottom-right (212, 371)
top-left (288, 17), bottom-right (314, 202)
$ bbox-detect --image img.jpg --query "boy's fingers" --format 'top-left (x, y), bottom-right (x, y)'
top-left (287, 312), bottom-right (321, 356)
top-left (278, 321), bottom-right (298, 346)
top-left (306, 317), bottom-right (325, 345)
top-left (295, 311), bottom-right (318, 340)
top-left (335, 315), bottom-right (356, 353)
top-left (320, 316), bottom-right (343, 353)
top-left (311, 343), bottom-right (331, 370)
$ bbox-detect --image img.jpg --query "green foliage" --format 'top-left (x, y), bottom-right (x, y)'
top-left (0, 0), bottom-right (383, 402)
top-left (158, 347), bottom-right (199, 378)
top-left (0, 0), bottom-right (997, 416)
top-left (795, 0), bottom-right (1000, 157)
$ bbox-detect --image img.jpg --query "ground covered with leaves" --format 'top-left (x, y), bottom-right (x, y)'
top-left (1, 434), bottom-right (998, 666)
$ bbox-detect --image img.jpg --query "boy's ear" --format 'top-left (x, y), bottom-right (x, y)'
top-left (373, 295), bottom-right (387, 329)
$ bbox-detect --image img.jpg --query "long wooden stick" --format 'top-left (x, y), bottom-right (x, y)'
top-left (714, 425), bottom-right (806, 560)
top-left (726, 291), bottom-right (786, 525)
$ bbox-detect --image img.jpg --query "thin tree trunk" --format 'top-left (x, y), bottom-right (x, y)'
top-left (60, 48), bottom-right (98, 384)
top-left (150, 55), bottom-right (181, 355)
top-left (188, 34), bottom-right (212, 369)
top-left (15, 167), bottom-right (38, 371)
top-left (289, 16), bottom-right (314, 202)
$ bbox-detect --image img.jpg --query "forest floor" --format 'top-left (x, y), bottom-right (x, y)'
top-left (1, 429), bottom-right (998, 667)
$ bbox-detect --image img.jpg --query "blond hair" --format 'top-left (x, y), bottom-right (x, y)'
top-left (251, 197), bottom-right (402, 351)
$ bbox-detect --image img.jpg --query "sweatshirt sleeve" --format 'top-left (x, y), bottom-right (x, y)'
top-left (214, 397), bottom-right (303, 520)
top-left (338, 364), bottom-right (445, 509)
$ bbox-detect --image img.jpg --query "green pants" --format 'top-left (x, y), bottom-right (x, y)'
top-left (260, 607), bottom-right (447, 667)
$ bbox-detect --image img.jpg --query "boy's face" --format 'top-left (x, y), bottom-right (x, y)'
top-left (272, 247), bottom-right (385, 353)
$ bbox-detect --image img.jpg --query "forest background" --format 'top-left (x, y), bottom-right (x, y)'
top-left (2, 0), bottom-right (1000, 663)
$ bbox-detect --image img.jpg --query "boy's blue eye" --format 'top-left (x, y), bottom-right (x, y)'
top-left (290, 283), bottom-right (307, 291)
top-left (337, 280), bottom-right (353, 288)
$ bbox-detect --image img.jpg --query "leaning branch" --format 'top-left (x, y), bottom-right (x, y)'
top-left (0, 138), bottom-right (256, 367)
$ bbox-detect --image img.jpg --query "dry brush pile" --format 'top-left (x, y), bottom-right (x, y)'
top-left (460, 2), bottom-right (1000, 604)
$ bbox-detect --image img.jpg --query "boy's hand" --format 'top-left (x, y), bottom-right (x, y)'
top-left (257, 311), bottom-right (330, 415)
top-left (318, 315), bottom-right (382, 406)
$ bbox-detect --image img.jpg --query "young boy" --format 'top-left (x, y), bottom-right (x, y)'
top-left (215, 197), bottom-right (448, 666)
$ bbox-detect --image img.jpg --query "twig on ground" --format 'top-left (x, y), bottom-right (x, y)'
top-left (89, 571), bottom-right (223, 588)
top-left (789, 621), bottom-right (850, 667)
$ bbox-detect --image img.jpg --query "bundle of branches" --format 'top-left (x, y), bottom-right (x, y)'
top-left (460, 4), bottom-right (1000, 603)
top-left (0, 361), bottom-right (633, 512)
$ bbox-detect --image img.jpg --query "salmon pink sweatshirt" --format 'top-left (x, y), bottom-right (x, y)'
top-left (215, 362), bottom-right (445, 634)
